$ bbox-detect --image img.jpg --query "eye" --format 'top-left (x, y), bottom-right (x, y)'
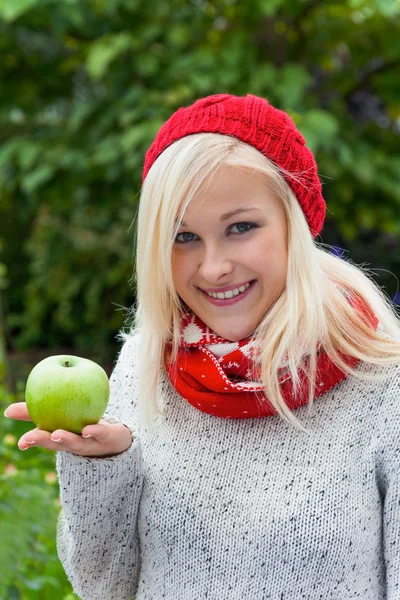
top-left (229, 222), bottom-right (258, 235)
top-left (174, 222), bottom-right (258, 244)
top-left (175, 231), bottom-right (198, 244)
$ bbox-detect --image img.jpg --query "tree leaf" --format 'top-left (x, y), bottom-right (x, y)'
top-left (21, 165), bottom-right (55, 194)
top-left (86, 33), bottom-right (133, 80)
top-left (297, 110), bottom-right (339, 150)
top-left (0, 0), bottom-right (42, 22)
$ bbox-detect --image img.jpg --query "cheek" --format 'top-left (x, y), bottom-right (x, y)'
top-left (255, 237), bottom-right (287, 279)
top-left (171, 252), bottom-right (192, 292)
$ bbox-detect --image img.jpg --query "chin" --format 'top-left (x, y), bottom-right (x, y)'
top-left (210, 323), bottom-right (256, 342)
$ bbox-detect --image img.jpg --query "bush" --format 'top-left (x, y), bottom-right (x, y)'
top-left (0, 0), bottom-right (399, 360)
top-left (0, 384), bottom-right (78, 600)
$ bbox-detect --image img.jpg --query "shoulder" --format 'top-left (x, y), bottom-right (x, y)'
top-left (106, 332), bottom-right (142, 427)
top-left (108, 332), bottom-right (141, 393)
top-left (359, 362), bottom-right (400, 487)
top-left (355, 360), bottom-right (400, 409)
top-left (373, 362), bottom-right (400, 432)
top-left (115, 331), bottom-right (141, 369)
top-left (355, 361), bottom-right (400, 461)
top-left (331, 360), bottom-right (400, 439)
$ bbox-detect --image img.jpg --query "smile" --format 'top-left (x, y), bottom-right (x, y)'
top-left (199, 280), bottom-right (256, 306)
top-left (205, 282), bottom-right (251, 299)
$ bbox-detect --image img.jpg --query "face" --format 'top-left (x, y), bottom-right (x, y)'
top-left (171, 166), bottom-right (288, 341)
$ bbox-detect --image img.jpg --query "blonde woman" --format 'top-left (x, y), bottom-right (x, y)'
top-left (5, 94), bottom-right (400, 599)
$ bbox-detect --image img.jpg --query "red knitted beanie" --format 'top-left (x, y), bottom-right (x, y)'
top-left (143, 93), bottom-right (325, 237)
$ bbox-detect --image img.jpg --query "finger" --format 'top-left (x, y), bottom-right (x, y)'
top-left (18, 428), bottom-right (52, 450)
top-left (4, 402), bottom-right (32, 421)
top-left (18, 423), bottom-right (132, 456)
top-left (18, 428), bottom-right (86, 453)
top-left (47, 428), bottom-right (112, 456)
top-left (81, 420), bottom-right (118, 441)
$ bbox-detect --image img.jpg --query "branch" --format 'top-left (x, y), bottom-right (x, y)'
top-left (292, 0), bottom-right (324, 29)
top-left (0, 289), bottom-right (15, 395)
top-left (291, 1), bottom-right (325, 60)
top-left (344, 58), bottom-right (400, 101)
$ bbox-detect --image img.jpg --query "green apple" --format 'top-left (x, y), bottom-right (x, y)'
top-left (25, 355), bottom-right (110, 434)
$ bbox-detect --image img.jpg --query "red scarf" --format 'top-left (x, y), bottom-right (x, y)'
top-left (165, 304), bottom-right (378, 419)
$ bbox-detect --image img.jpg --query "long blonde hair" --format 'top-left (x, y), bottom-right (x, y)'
top-left (123, 133), bottom-right (400, 429)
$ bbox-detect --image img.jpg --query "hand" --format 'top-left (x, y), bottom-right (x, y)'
top-left (4, 402), bottom-right (133, 457)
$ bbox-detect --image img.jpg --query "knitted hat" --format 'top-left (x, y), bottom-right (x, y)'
top-left (143, 93), bottom-right (325, 237)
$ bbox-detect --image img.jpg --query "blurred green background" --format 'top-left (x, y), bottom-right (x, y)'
top-left (0, 0), bottom-right (399, 597)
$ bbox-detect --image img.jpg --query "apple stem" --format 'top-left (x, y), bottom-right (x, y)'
top-left (64, 360), bottom-right (70, 367)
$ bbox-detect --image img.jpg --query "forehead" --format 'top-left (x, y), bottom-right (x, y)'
top-left (180, 166), bottom-right (276, 224)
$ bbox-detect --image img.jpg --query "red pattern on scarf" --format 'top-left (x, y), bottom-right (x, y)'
top-left (165, 303), bottom-right (378, 419)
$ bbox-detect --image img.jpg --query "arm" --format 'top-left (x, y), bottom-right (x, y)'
top-left (375, 368), bottom-right (400, 598)
top-left (56, 336), bottom-right (143, 600)
top-left (382, 469), bottom-right (400, 598)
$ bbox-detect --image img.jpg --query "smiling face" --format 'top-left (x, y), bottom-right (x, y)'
top-left (171, 166), bottom-right (288, 341)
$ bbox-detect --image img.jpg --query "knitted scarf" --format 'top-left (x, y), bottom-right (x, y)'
top-left (165, 305), bottom-right (378, 419)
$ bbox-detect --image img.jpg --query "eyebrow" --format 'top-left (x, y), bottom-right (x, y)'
top-left (180, 206), bottom-right (260, 227)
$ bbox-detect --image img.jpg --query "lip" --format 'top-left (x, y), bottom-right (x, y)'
top-left (199, 280), bottom-right (256, 307)
top-left (199, 280), bottom-right (254, 294)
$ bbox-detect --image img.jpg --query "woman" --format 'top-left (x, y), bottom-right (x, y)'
top-left (5, 94), bottom-right (400, 599)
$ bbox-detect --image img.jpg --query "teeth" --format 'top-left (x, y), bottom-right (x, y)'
top-left (206, 282), bottom-right (251, 300)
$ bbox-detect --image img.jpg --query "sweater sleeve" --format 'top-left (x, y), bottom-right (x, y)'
top-left (56, 336), bottom-right (143, 600)
top-left (375, 370), bottom-right (400, 599)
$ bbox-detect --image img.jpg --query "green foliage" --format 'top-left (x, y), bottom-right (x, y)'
top-left (0, 2), bottom-right (398, 594)
top-left (0, 385), bottom-right (78, 599)
top-left (0, 0), bottom-right (399, 358)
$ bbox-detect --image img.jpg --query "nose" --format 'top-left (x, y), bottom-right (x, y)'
top-left (198, 243), bottom-right (234, 284)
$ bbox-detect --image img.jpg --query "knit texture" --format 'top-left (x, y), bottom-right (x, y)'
top-left (56, 335), bottom-right (400, 600)
top-left (143, 94), bottom-right (326, 237)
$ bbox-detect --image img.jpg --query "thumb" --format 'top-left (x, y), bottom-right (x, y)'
top-left (4, 402), bottom-right (31, 421)
top-left (81, 420), bottom-right (125, 442)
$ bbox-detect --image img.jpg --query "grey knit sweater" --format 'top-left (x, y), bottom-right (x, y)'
top-left (56, 334), bottom-right (400, 599)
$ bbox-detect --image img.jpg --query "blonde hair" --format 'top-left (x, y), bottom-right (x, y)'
top-left (123, 133), bottom-right (400, 429)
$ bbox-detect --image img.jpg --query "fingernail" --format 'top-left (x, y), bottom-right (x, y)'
top-left (51, 437), bottom-right (63, 443)
top-left (20, 440), bottom-right (37, 450)
top-left (4, 408), bottom-right (10, 417)
top-left (82, 434), bottom-right (92, 438)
